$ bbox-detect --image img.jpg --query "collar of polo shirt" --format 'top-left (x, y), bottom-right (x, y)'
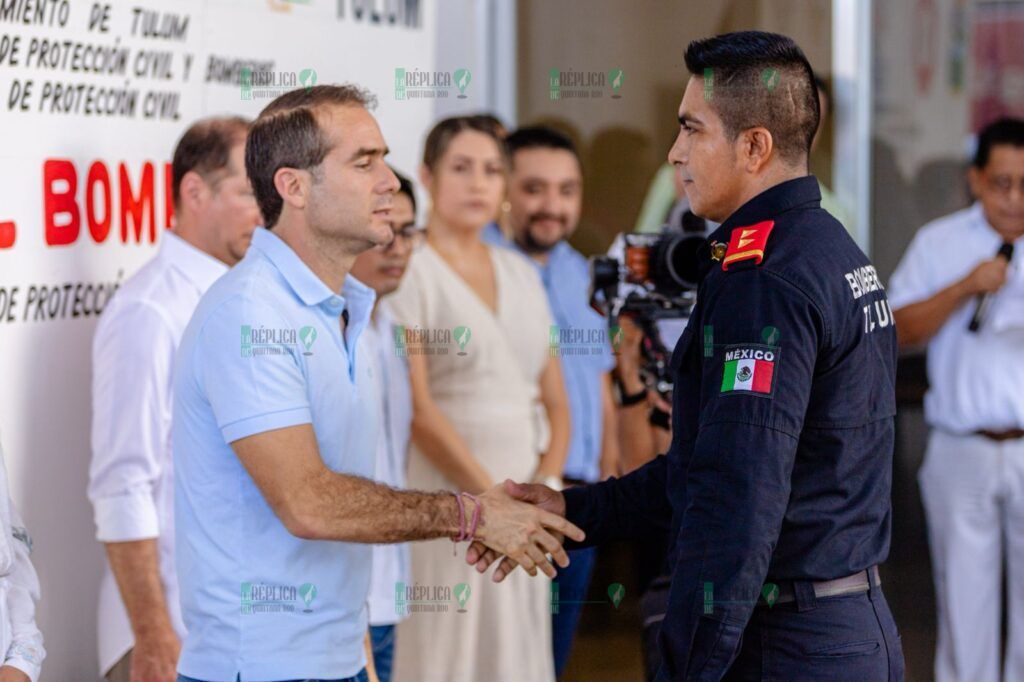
top-left (249, 228), bottom-right (377, 320)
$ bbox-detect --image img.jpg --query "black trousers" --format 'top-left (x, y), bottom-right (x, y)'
top-left (722, 578), bottom-right (905, 681)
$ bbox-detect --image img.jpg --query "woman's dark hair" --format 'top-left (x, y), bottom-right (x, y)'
top-left (422, 115), bottom-right (508, 172)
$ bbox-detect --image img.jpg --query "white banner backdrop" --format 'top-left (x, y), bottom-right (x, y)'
top-left (0, 0), bottom-right (493, 676)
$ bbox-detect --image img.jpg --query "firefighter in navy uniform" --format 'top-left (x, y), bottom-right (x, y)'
top-left (466, 30), bottom-right (905, 680)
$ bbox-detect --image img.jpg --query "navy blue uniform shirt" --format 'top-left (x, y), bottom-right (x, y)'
top-left (563, 175), bottom-right (898, 679)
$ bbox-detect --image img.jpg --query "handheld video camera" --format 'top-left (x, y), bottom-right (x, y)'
top-left (590, 213), bottom-right (707, 397)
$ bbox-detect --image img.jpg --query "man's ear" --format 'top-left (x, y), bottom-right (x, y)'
top-left (739, 126), bottom-right (775, 174)
top-left (178, 170), bottom-right (208, 212)
top-left (966, 165), bottom-right (983, 201)
top-left (273, 167), bottom-right (309, 211)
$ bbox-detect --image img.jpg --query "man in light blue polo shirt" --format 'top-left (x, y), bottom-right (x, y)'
top-left (173, 86), bottom-right (584, 682)
top-left (483, 126), bottom-right (619, 676)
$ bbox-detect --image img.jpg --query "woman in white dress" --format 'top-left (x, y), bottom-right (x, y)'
top-left (389, 116), bottom-right (571, 682)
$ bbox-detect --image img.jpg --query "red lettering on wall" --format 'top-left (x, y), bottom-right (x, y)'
top-left (38, 158), bottom-right (166, 248)
top-left (0, 221), bottom-right (15, 249)
top-left (164, 162), bottom-right (174, 230)
top-left (119, 162), bottom-right (155, 244)
top-left (43, 159), bottom-right (81, 246)
top-left (86, 161), bottom-right (112, 244)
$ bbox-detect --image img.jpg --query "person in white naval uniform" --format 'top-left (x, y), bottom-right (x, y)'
top-left (87, 116), bottom-right (261, 682)
top-left (890, 117), bottom-right (1024, 682)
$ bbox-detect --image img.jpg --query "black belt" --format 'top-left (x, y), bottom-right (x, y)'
top-left (761, 566), bottom-right (881, 606)
top-left (976, 428), bottom-right (1024, 442)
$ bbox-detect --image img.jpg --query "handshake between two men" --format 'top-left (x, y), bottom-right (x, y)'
top-left (234, 423), bottom-right (581, 578)
top-left (465, 480), bottom-right (570, 581)
top-left (450, 479), bottom-right (577, 579)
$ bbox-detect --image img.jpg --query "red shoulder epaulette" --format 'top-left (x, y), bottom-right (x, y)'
top-left (722, 220), bottom-right (775, 271)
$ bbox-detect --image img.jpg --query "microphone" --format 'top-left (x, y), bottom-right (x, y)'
top-left (968, 242), bottom-right (1014, 332)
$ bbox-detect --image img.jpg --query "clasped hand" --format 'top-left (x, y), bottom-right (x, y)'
top-left (468, 479), bottom-right (573, 581)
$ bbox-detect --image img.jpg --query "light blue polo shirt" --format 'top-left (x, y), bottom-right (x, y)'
top-left (172, 228), bottom-right (379, 681)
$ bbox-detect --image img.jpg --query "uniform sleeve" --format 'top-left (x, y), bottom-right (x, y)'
top-left (3, 499), bottom-right (45, 680)
top-left (887, 227), bottom-right (939, 310)
top-left (563, 454), bottom-right (672, 548)
top-left (88, 301), bottom-right (175, 542)
top-left (192, 296), bottom-right (312, 444)
top-left (658, 266), bottom-right (823, 681)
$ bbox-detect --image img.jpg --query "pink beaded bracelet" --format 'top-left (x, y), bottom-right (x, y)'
top-left (450, 491), bottom-right (483, 555)
top-left (463, 492), bottom-right (481, 540)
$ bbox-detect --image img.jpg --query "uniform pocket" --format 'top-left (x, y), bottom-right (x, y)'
top-left (806, 638), bottom-right (880, 658)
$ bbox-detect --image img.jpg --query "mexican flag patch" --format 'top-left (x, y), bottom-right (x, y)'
top-left (720, 344), bottom-right (777, 395)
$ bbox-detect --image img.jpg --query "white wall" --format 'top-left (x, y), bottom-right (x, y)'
top-left (0, 0), bottom-right (498, 677)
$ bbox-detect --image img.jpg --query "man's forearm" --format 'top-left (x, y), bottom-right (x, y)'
top-left (894, 278), bottom-right (972, 348)
top-left (295, 473), bottom-right (463, 543)
top-left (105, 539), bottom-right (177, 638)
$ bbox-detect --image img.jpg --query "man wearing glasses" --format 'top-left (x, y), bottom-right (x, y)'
top-left (890, 116), bottom-right (1024, 682)
top-left (349, 169), bottom-right (421, 682)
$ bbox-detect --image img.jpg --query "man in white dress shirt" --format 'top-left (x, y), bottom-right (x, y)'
top-left (349, 169), bottom-right (418, 682)
top-left (0, 430), bottom-right (45, 682)
top-left (88, 116), bottom-right (261, 682)
top-left (890, 117), bottom-right (1024, 682)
